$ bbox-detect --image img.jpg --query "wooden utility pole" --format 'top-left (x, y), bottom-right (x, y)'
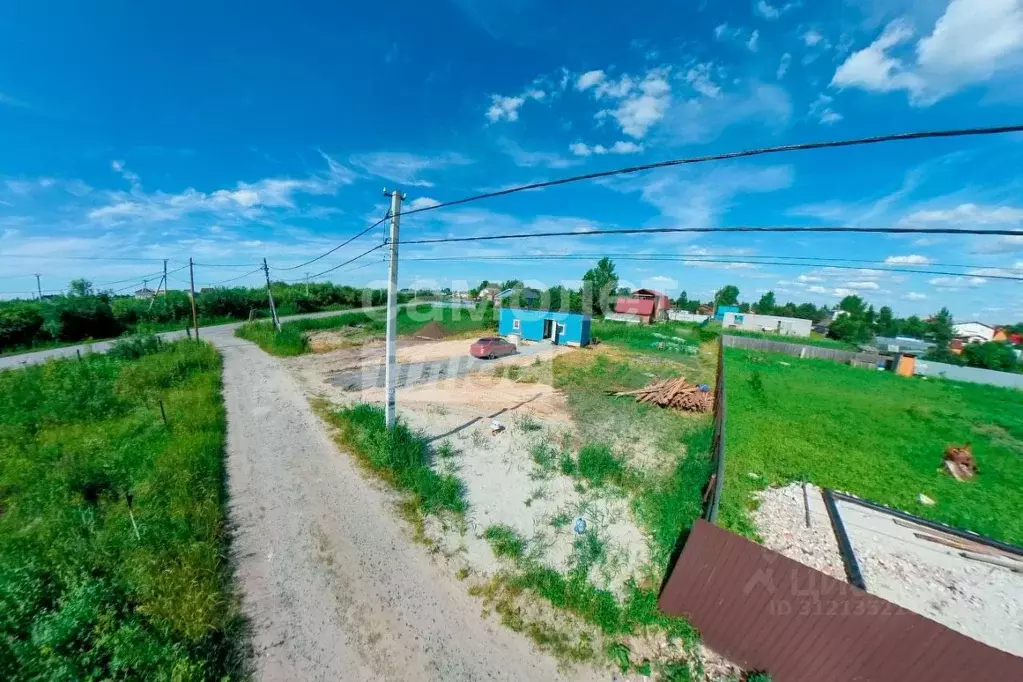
top-left (188, 258), bottom-right (200, 339)
top-left (263, 258), bottom-right (281, 331)
top-left (383, 188), bottom-right (404, 429)
top-left (150, 259), bottom-right (167, 311)
top-left (34, 274), bottom-right (42, 299)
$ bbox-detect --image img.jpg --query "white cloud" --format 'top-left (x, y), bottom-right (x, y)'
top-left (974, 235), bottom-right (1023, 254)
top-left (884, 254), bottom-right (930, 264)
top-left (928, 275), bottom-right (988, 288)
top-left (407, 197), bottom-right (440, 210)
top-left (569, 140), bottom-right (644, 157)
top-left (661, 83), bottom-right (792, 144)
top-left (595, 70), bottom-right (672, 139)
top-left (777, 53), bottom-right (792, 79)
top-left (756, 1), bottom-right (781, 20)
top-left (845, 280), bottom-right (881, 290)
top-left (904, 292), bottom-right (928, 300)
top-left (575, 70), bottom-right (606, 91)
top-left (685, 63), bottom-right (722, 98)
top-left (485, 86), bottom-right (546, 123)
top-left (803, 29), bottom-right (827, 47)
top-left (498, 139), bottom-right (579, 170)
top-left (832, 1), bottom-right (1023, 105)
top-left (797, 274), bottom-right (824, 283)
top-left (808, 285), bottom-right (829, 294)
top-left (349, 151), bottom-right (471, 187)
top-left (747, 30), bottom-right (761, 52)
top-left (808, 93), bottom-right (843, 124)
top-left (0, 92), bottom-right (29, 109)
top-left (89, 153), bottom-right (354, 225)
top-left (902, 202), bottom-right (1023, 225)
top-left (111, 160), bottom-right (141, 190)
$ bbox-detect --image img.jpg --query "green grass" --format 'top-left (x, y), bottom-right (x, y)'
top-left (483, 524), bottom-right (528, 559)
top-left (322, 403), bottom-right (465, 516)
top-left (722, 328), bottom-right (858, 350)
top-left (0, 340), bottom-right (242, 680)
top-left (576, 444), bottom-right (629, 488)
top-left (720, 347), bottom-right (1023, 544)
top-left (235, 303), bottom-right (497, 357)
top-left (591, 320), bottom-right (713, 354)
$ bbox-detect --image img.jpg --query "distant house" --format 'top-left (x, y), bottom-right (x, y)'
top-left (696, 304), bottom-right (714, 316)
top-left (613, 289), bottom-right (672, 324)
top-left (498, 307), bottom-right (590, 346)
top-left (134, 287), bottom-right (155, 300)
top-left (992, 328), bottom-right (1009, 343)
top-left (477, 286), bottom-right (502, 302)
top-left (667, 310), bottom-right (710, 323)
top-left (953, 322), bottom-right (996, 344)
top-left (1010, 333), bottom-right (1023, 345)
top-left (495, 288), bottom-right (541, 307)
top-left (873, 336), bottom-right (934, 355)
top-left (721, 312), bottom-right (812, 337)
top-left (714, 305), bottom-right (740, 321)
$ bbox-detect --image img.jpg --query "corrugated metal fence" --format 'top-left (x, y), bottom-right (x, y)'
top-left (702, 336), bottom-right (726, 522)
top-left (914, 359), bottom-right (1023, 390)
top-left (722, 333), bottom-right (883, 365)
top-left (659, 520), bottom-right (1023, 682)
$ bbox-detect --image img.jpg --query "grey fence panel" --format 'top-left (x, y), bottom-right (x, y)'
top-left (722, 334), bottom-right (883, 365)
top-left (914, 360), bottom-right (1023, 390)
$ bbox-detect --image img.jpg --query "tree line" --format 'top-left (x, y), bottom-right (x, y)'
top-left (0, 279), bottom-right (413, 353)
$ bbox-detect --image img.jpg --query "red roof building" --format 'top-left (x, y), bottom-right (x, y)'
top-left (612, 289), bottom-right (671, 324)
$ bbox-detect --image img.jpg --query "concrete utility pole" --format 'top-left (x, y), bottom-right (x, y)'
top-left (305, 272), bottom-right (310, 297)
top-left (188, 258), bottom-right (200, 339)
top-left (263, 258), bottom-right (281, 331)
top-left (34, 274), bottom-right (42, 300)
top-left (149, 258), bottom-right (167, 311)
top-left (383, 188), bottom-right (405, 429)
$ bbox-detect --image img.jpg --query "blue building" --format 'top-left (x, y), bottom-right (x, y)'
top-left (714, 305), bottom-right (740, 321)
top-left (498, 307), bottom-right (591, 346)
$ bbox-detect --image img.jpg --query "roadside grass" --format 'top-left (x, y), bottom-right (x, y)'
top-left (319, 402), bottom-right (465, 517)
top-left (236, 303), bottom-right (496, 357)
top-left (722, 328), bottom-right (858, 350)
top-left (720, 347), bottom-right (1023, 544)
top-left (0, 340), bottom-right (243, 680)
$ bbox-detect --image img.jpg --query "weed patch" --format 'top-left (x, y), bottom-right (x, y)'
top-left (484, 524), bottom-right (528, 559)
top-left (0, 341), bottom-right (242, 679)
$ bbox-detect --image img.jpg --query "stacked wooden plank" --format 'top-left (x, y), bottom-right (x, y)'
top-left (613, 377), bottom-right (713, 412)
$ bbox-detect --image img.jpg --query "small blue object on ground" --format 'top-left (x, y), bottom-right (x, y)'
top-left (573, 517), bottom-right (587, 535)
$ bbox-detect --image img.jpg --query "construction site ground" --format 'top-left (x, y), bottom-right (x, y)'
top-left (284, 331), bottom-right (731, 679)
top-left (753, 482), bottom-right (1023, 657)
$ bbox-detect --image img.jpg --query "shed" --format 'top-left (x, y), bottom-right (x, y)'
top-left (498, 307), bottom-right (590, 347)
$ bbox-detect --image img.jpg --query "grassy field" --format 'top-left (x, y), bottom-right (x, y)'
top-left (719, 347), bottom-right (1023, 545)
top-left (590, 319), bottom-right (714, 354)
top-left (0, 339), bottom-right (242, 680)
top-left (236, 303), bottom-right (496, 356)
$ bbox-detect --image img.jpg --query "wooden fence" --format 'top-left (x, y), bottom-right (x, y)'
top-left (659, 520), bottom-right (1023, 682)
top-left (722, 334), bottom-right (883, 365)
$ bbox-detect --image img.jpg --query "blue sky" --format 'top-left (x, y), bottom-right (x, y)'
top-left (2, 0), bottom-right (1023, 321)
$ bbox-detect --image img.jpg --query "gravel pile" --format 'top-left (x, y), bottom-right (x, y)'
top-left (752, 481), bottom-right (846, 581)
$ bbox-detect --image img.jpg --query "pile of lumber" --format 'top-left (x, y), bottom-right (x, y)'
top-left (612, 377), bottom-right (713, 412)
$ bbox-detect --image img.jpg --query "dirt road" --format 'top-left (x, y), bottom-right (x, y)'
top-left (5, 318), bottom-right (599, 680)
top-left (214, 326), bottom-right (592, 681)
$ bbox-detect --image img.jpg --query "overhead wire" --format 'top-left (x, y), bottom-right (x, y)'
top-left (272, 212), bottom-right (391, 271)
top-left (398, 124), bottom-right (1023, 218)
top-left (396, 254), bottom-right (1023, 282)
top-left (283, 243), bottom-right (388, 281)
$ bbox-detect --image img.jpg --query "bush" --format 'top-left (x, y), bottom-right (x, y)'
top-left (108, 334), bottom-right (163, 360)
top-left (42, 295), bottom-right (120, 342)
top-left (0, 302), bottom-right (46, 350)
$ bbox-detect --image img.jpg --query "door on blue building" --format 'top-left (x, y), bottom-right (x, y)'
top-left (542, 319), bottom-right (554, 340)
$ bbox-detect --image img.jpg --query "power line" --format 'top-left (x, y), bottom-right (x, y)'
top-left (192, 262), bottom-right (263, 268)
top-left (399, 251), bottom-right (1023, 273)
top-left (401, 225), bottom-right (1023, 246)
top-left (0, 254), bottom-right (177, 263)
top-left (398, 124), bottom-right (1023, 218)
top-left (398, 254), bottom-right (1023, 282)
top-left (284, 243), bottom-right (387, 281)
top-left (272, 213), bottom-right (391, 271)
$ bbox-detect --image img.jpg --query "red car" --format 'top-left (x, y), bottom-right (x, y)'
top-left (470, 336), bottom-right (516, 359)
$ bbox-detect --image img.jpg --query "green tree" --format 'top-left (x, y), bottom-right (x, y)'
top-left (755, 291), bottom-right (776, 314)
top-left (828, 314), bottom-right (872, 343)
top-left (581, 257), bottom-right (619, 316)
top-left (68, 278), bottom-right (94, 297)
top-left (876, 306), bottom-right (898, 337)
top-left (714, 284), bottom-right (740, 307)
top-left (929, 307), bottom-right (955, 349)
top-left (961, 342), bottom-right (1018, 371)
top-left (675, 290), bottom-right (688, 308)
top-left (838, 295), bottom-right (866, 316)
top-left (902, 315), bottom-right (928, 338)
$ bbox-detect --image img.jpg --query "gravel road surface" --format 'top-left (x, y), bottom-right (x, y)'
top-left (5, 311), bottom-right (595, 680)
